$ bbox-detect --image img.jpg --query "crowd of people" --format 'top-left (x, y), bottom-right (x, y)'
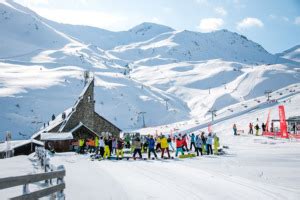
top-left (233, 121), bottom-right (273, 136)
top-left (77, 132), bottom-right (221, 160)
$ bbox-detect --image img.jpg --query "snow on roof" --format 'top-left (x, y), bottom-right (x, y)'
top-left (40, 132), bottom-right (73, 141)
top-left (31, 107), bottom-right (73, 139)
top-left (0, 139), bottom-right (44, 152)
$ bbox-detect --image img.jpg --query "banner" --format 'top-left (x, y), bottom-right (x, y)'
top-left (278, 105), bottom-right (288, 138)
top-left (265, 109), bottom-right (271, 132)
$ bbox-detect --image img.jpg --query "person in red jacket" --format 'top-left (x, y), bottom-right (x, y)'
top-left (175, 136), bottom-right (185, 157)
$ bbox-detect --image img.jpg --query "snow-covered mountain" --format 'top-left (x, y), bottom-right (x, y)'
top-left (276, 45), bottom-right (300, 63)
top-left (0, 0), bottom-right (299, 140)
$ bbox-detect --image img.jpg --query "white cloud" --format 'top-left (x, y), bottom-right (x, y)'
top-left (214, 7), bottom-right (227, 16)
top-left (295, 16), bottom-right (300, 25)
top-left (237, 17), bottom-right (263, 30)
top-left (197, 18), bottom-right (224, 32)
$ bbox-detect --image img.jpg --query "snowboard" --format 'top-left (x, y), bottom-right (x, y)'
top-left (178, 153), bottom-right (196, 159)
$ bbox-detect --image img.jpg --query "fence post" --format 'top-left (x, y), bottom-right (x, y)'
top-left (23, 183), bottom-right (29, 195)
top-left (56, 165), bottom-right (65, 200)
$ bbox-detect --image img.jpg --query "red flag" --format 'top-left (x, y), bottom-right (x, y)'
top-left (278, 105), bottom-right (288, 138)
top-left (208, 123), bottom-right (212, 133)
top-left (265, 109), bottom-right (271, 132)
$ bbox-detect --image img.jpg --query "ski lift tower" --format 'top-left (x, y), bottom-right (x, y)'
top-left (138, 112), bottom-right (146, 128)
top-left (208, 109), bottom-right (217, 124)
top-left (265, 90), bottom-right (272, 101)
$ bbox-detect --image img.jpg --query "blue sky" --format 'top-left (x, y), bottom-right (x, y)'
top-left (15, 0), bottom-right (300, 53)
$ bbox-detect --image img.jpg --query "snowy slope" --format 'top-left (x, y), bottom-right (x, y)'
top-left (276, 45), bottom-right (300, 63)
top-left (1, 93), bottom-right (300, 200)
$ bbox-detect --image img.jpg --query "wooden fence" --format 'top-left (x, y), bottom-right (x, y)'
top-left (0, 147), bottom-right (66, 199)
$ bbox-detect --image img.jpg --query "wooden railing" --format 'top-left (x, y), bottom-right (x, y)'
top-left (0, 147), bottom-right (66, 199)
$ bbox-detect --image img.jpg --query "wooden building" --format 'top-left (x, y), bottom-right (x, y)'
top-left (32, 73), bottom-right (121, 152)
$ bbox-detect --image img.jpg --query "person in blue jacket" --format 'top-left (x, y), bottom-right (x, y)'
top-left (146, 135), bottom-right (157, 159)
top-left (189, 133), bottom-right (196, 151)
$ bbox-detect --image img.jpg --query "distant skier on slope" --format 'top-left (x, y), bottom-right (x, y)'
top-left (233, 124), bottom-right (238, 136)
top-left (255, 124), bottom-right (260, 136)
top-left (249, 123), bottom-right (254, 134)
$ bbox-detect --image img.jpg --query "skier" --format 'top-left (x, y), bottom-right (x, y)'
top-left (175, 136), bottom-right (184, 157)
top-left (99, 136), bottom-right (105, 158)
top-left (255, 124), bottom-right (260, 136)
top-left (146, 135), bottom-right (157, 159)
top-left (167, 135), bottom-right (174, 151)
top-left (233, 124), bottom-right (237, 136)
top-left (160, 135), bottom-right (170, 159)
top-left (155, 136), bottom-right (161, 152)
top-left (116, 138), bottom-right (124, 160)
top-left (195, 135), bottom-right (203, 156)
top-left (189, 133), bottom-right (196, 151)
top-left (132, 136), bottom-right (143, 159)
top-left (261, 123), bottom-right (266, 132)
top-left (206, 133), bottom-right (213, 155)
top-left (249, 123), bottom-right (253, 134)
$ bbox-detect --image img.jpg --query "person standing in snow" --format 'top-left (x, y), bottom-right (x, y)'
top-left (146, 135), bottom-right (157, 159)
top-left (195, 135), bottom-right (203, 156)
top-left (99, 136), bottom-right (105, 158)
top-left (116, 138), bottom-right (124, 160)
top-left (182, 134), bottom-right (189, 152)
top-left (255, 124), bottom-right (260, 136)
top-left (233, 124), bottom-right (237, 136)
top-left (201, 132), bottom-right (207, 154)
top-left (189, 133), bottom-right (196, 151)
top-left (167, 135), bottom-right (174, 151)
top-left (213, 134), bottom-right (220, 155)
top-left (175, 136), bottom-right (185, 157)
top-left (206, 133), bottom-right (213, 155)
top-left (95, 136), bottom-right (99, 154)
top-left (112, 137), bottom-right (117, 155)
top-left (103, 137), bottom-right (110, 159)
top-left (160, 135), bottom-right (170, 159)
top-left (78, 137), bottom-right (85, 154)
top-left (249, 123), bottom-right (254, 134)
top-left (124, 134), bottom-right (131, 148)
top-left (132, 136), bottom-right (143, 159)
top-left (108, 136), bottom-right (113, 156)
top-left (155, 136), bottom-right (161, 152)
top-left (261, 123), bottom-right (266, 132)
